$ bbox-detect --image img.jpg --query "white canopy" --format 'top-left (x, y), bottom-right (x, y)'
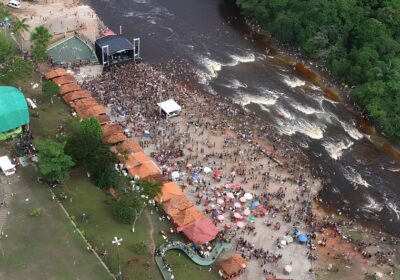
top-left (0, 156), bottom-right (16, 176)
top-left (157, 99), bottom-right (181, 118)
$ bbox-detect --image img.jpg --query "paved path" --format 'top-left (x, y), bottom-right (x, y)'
top-left (145, 210), bottom-right (156, 264)
top-left (0, 176), bottom-right (12, 233)
top-left (155, 241), bottom-right (230, 280)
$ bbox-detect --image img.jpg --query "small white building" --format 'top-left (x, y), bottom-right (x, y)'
top-left (157, 99), bottom-right (181, 119)
top-left (0, 156), bottom-right (16, 176)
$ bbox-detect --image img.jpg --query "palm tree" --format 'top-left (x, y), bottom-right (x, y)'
top-left (12, 18), bottom-right (29, 50)
top-left (30, 26), bottom-right (52, 61)
top-left (30, 25), bottom-right (52, 47)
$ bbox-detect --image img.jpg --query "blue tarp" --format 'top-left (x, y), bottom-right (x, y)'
top-left (251, 200), bottom-right (260, 208)
top-left (297, 234), bottom-right (308, 243)
top-left (191, 173), bottom-right (200, 181)
top-left (211, 210), bottom-right (220, 217)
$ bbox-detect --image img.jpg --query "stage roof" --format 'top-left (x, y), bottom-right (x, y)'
top-left (157, 99), bottom-right (181, 114)
top-left (95, 35), bottom-right (134, 55)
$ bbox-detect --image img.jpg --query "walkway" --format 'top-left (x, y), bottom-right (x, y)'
top-left (155, 241), bottom-right (230, 280)
top-left (0, 175), bottom-right (12, 233)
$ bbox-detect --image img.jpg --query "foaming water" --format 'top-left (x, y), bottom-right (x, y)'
top-left (363, 195), bottom-right (384, 213)
top-left (196, 56), bottom-right (223, 84)
top-left (281, 75), bottom-right (306, 88)
top-left (341, 166), bottom-right (371, 189)
top-left (387, 202), bottom-right (400, 221)
top-left (291, 102), bottom-right (321, 115)
top-left (226, 53), bottom-right (256, 66)
top-left (276, 118), bottom-right (325, 139)
top-left (196, 52), bottom-right (256, 85)
top-left (338, 119), bottom-right (364, 140)
top-left (236, 89), bottom-right (283, 107)
top-left (322, 137), bottom-right (354, 160)
top-left (224, 79), bottom-right (248, 89)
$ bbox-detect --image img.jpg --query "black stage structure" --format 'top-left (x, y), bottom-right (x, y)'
top-left (95, 35), bottom-right (141, 68)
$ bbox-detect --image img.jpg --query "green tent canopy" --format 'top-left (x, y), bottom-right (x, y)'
top-left (0, 86), bottom-right (29, 133)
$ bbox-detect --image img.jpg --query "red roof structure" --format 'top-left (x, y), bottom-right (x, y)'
top-left (181, 218), bottom-right (218, 245)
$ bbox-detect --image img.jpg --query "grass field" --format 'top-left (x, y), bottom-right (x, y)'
top-left (54, 170), bottom-right (162, 280)
top-left (0, 167), bottom-right (111, 280)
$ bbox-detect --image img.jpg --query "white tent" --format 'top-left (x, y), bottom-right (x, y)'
top-left (157, 99), bottom-right (181, 119)
top-left (0, 156), bottom-right (16, 176)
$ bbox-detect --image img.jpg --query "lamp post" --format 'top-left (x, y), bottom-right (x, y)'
top-left (112, 236), bottom-right (123, 280)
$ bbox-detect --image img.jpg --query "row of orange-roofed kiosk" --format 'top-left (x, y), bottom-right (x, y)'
top-left (44, 68), bottom-right (219, 245)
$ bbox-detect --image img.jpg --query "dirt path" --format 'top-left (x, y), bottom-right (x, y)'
top-left (145, 210), bottom-right (156, 263)
top-left (0, 176), bottom-right (12, 233)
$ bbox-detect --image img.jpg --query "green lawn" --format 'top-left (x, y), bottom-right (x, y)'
top-left (54, 170), bottom-right (162, 280)
top-left (0, 167), bottom-right (111, 280)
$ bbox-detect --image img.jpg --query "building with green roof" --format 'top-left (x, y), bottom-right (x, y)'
top-left (0, 86), bottom-right (29, 140)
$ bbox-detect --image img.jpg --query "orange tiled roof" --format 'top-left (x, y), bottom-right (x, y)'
top-left (53, 74), bottom-right (76, 86)
top-left (71, 97), bottom-right (99, 110)
top-left (102, 123), bottom-right (125, 138)
top-left (155, 182), bottom-right (183, 203)
top-left (59, 83), bottom-right (81, 95)
top-left (44, 68), bottom-right (67, 80)
top-left (103, 133), bottom-right (127, 144)
top-left (76, 104), bottom-right (106, 118)
top-left (63, 90), bottom-right (92, 103)
top-left (127, 160), bottom-right (161, 179)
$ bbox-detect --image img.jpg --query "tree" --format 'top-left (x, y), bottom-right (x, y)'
top-left (0, 57), bottom-right (33, 84)
top-left (65, 118), bottom-right (103, 167)
top-left (130, 179), bottom-right (162, 232)
top-left (42, 80), bottom-right (59, 97)
top-left (12, 18), bottom-right (29, 50)
top-left (37, 139), bottom-right (75, 183)
top-left (30, 26), bottom-right (52, 62)
top-left (0, 33), bottom-right (15, 62)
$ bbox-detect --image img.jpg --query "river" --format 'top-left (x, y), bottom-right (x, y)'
top-left (88, 0), bottom-right (400, 235)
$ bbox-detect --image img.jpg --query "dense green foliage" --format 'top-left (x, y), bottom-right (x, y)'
top-left (30, 25), bottom-right (52, 62)
top-left (110, 180), bottom-right (162, 224)
top-left (65, 118), bottom-right (122, 189)
top-left (235, 0), bottom-right (400, 140)
top-left (37, 139), bottom-right (75, 183)
top-left (42, 80), bottom-right (59, 97)
top-left (0, 33), bottom-right (33, 84)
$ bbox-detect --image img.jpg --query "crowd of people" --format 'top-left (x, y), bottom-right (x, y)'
top-left (80, 60), bottom-right (398, 278)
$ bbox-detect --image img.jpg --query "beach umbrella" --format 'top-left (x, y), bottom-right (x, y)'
top-left (212, 210), bottom-right (220, 217)
top-left (297, 234), bottom-right (308, 243)
top-left (230, 183), bottom-right (241, 190)
top-left (217, 198), bottom-right (224, 205)
top-left (214, 170), bottom-right (222, 177)
top-left (217, 215), bottom-right (225, 221)
top-left (244, 193), bottom-right (253, 200)
top-left (233, 213), bottom-right (242, 219)
top-left (239, 196), bottom-right (246, 203)
top-left (284, 265), bottom-right (293, 274)
top-left (226, 192), bottom-right (234, 199)
top-left (251, 200), bottom-right (260, 208)
top-left (243, 209), bottom-right (251, 216)
top-left (171, 171), bottom-right (180, 179)
top-left (191, 173), bottom-right (199, 181)
top-left (280, 239), bottom-right (287, 246)
top-left (234, 202), bottom-right (242, 208)
top-left (203, 166), bottom-right (212, 174)
top-left (236, 221), bottom-right (245, 228)
top-left (249, 213), bottom-right (255, 222)
top-left (283, 235), bottom-right (294, 244)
